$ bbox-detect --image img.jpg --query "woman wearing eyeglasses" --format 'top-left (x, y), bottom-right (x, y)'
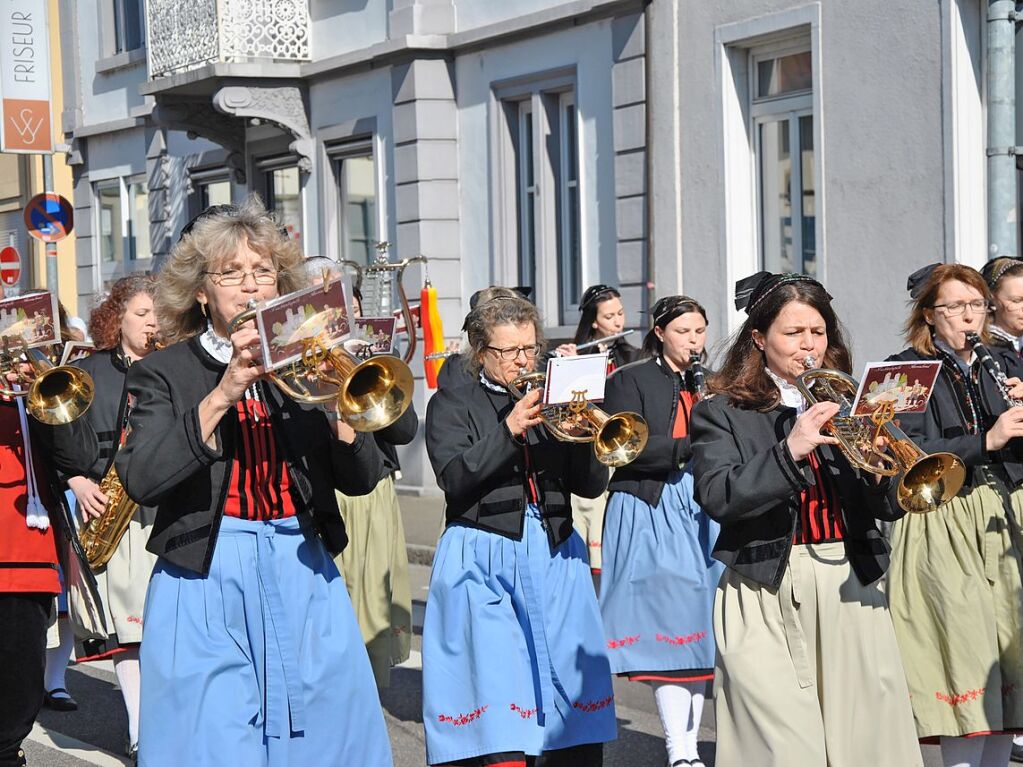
top-left (886, 263), bottom-right (1023, 767)
top-left (115, 198), bottom-right (392, 766)
top-left (423, 295), bottom-right (615, 767)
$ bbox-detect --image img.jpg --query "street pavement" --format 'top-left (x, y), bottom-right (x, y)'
top-left (23, 493), bottom-right (943, 766)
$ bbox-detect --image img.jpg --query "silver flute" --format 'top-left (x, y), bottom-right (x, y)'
top-left (571, 329), bottom-right (636, 353)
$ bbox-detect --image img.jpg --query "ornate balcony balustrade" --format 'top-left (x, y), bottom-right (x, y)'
top-left (146, 0), bottom-right (310, 79)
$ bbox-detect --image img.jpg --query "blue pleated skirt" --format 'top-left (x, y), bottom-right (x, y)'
top-left (422, 505), bottom-right (617, 764)
top-left (599, 469), bottom-right (723, 676)
top-left (138, 515), bottom-right (393, 767)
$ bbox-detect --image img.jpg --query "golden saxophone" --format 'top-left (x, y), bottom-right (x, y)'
top-left (80, 461), bottom-right (138, 570)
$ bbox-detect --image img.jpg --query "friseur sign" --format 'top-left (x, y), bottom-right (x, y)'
top-left (0, 0), bottom-right (52, 153)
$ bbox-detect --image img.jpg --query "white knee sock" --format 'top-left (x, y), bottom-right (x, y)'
top-left (43, 615), bottom-right (74, 694)
top-left (114, 649), bottom-right (142, 748)
top-left (684, 681), bottom-right (707, 762)
top-left (651, 681), bottom-right (696, 764)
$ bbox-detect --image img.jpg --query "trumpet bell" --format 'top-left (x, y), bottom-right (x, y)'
top-left (897, 452), bottom-right (966, 514)
top-left (26, 366), bottom-right (95, 425)
top-left (337, 355), bottom-right (414, 432)
top-left (594, 411), bottom-right (649, 467)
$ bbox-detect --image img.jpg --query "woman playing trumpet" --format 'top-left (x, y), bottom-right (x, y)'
top-left (423, 295), bottom-right (615, 766)
top-left (886, 263), bottom-right (1023, 767)
top-left (115, 199), bottom-right (392, 766)
top-left (598, 295), bottom-right (722, 767)
top-left (689, 271), bottom-right (921, 767)
top-left (60, 274), bottom-right (160, 760)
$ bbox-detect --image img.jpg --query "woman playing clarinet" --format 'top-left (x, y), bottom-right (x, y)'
top-left (598, 295), bottom-right (722, 767)
top-left (886, 263), bottom-right (1023, 767)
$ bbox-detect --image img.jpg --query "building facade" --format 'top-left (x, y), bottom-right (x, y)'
top-left (60, 0), bottom-right (1005, 491)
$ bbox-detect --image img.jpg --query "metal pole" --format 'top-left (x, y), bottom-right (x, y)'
top-left (42, 153), bottom-right (58, 294)
top-left (987, 0), bottom-right (1018, 259)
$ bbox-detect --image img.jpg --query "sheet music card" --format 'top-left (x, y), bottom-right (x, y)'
top-left (544, 353), bottom-right (610, 405)
top-left (849, 360), bottom-right (942, 417)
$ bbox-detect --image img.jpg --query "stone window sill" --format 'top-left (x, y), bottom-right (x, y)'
top-left (95, 47), bottom-right (147, 75)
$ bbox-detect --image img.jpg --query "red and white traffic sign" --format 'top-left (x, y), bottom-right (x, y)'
top-left (25, 193), bottom-right (73, 243)
top-left (0, 246), bottom-right (21, 286)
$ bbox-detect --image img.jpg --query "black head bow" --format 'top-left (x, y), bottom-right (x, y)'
top-left (980, 257), bottom-right (1023, 289)
top-left (734, 272), bottom-right (828, 313)
top-left (906, 263), bottom-right (942, 299)
top-left (579, 284), bottom-right (619, 310)
top-left (650, 295), bottom-right (700, 327)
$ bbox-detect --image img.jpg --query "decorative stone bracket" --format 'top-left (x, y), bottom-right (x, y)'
top-left (213, 85), bottom-right (314, 174)
top-left (150, 102), bottom-right (247, 183)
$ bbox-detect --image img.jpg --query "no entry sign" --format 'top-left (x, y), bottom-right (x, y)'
top-left (0, 246), bottom-right (21, 285)
top-left (24, 193), bottom-right (73, 242)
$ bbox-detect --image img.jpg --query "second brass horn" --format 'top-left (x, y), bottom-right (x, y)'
top-left (227, 301), bottom-right (413, 432)
top-left (504, 370), bottom-right (649, 467)
top-left (0, 337), bottom-right (94, 425)
top-left (795, 365), bottom-right (965, 513)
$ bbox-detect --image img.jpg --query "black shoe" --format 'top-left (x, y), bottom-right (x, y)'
top-left (1010, 743), bottom-right (1023, 764)
top-left (16, 748), bottom-right (27, 767)
top-left (42, 688), bottom-right (78, 711)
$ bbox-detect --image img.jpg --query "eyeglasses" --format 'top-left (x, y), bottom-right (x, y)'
top-left (932, 300), bottom-right (991, 316)
top-left (204, 268), bottom-right (278, 286)
top-left (485, 344), bottom-right (543, 360)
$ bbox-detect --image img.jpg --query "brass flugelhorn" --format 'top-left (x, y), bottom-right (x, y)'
top-left (0, 336), bottom-right (94, 424)
top-left (504, 368), bottom-right (649, 467)
top-left (795, 355), bottom-right (965, 513)
top-left (227, 299), bottom-right (413, 432)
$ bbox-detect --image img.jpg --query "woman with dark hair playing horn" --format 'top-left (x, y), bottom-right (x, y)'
top-left (689, 272), bottom-right (921, 767)
top-left (114, 198), bottom-right (392, 765)
top-left (60, 274), bottom-right (160, 760)
top-left (423, 295), bottom-right (615, 767)
top-left (598, 295), bottom-right (722, 767)
top-left (886, 263), bottom-right (1023, 767)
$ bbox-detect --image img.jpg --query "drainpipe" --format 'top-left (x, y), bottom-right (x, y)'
top-left (987, 0), bottom-right (1019, 259)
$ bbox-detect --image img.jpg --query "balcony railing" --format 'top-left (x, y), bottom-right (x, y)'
top-left (146, 0), bottom-right (310, 79)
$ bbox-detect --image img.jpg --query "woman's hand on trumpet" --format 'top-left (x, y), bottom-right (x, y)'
top-left (505, 387), bottom-right (544, 438)
top-left (785, 401), bottom-right (841, 462)
top-left (214, 324), bottom-right (266, 407)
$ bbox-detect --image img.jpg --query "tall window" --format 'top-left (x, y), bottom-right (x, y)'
top-left (260, 159), bottom-right (302, 244)
top-left (111, 0), bottom-right (144, 53)
top-left (95, 176), bottom-right (151, 277)
top-left (199, 179), bottom-right (232, 210)
top-left (501, 77), bottom-right (580, 325)
top-left (753, 48), bottom-right (815, 276)
top-left (330, 139), bottom-right (377, 265)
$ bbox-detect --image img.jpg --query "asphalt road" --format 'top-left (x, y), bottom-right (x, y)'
top-left (21, 495), bottom-right (945, 766)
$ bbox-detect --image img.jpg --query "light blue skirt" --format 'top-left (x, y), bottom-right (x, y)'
top-left (422, 505), bottom-right (617, 764)
top-left (600, 469), bottom-right (723, 676)
top-left (138, 515), bottom-right (393, 766)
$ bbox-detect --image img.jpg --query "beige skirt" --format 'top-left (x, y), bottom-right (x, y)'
top-left (887, 471), bottom-right (1023, 739)
top-left (335, 474), bottom-right (412, 688)
top-left (572, 491), bottom-right (608, 571)
top-left (714, 542), bottom-right (922, 767)
top-left (92, 504), bottom-right (158, 645)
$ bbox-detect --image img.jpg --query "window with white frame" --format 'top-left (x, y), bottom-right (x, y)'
top-left (95, 176), bottom-right (151, 269)
top-left (199, 178), bottom-right (232, 210)
top-left (752, 46), bottom-right (815, 276)
top-left (498, 74), bottom-right (581, 326)
top-left (329, 138), bottom-right (378, 266)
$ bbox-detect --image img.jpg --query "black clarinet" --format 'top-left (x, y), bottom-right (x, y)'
top-left (965, 332), bottom-right (1023, 408)
top-left (689, 350), bottom-right (707, 398)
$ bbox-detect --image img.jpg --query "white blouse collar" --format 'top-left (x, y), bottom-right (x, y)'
top-left (199, 327), bottom-right (233, 364)
top-left (766, 366), bottom-right (806, 414)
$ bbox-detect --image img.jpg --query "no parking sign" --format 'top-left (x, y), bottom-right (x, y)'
top-left (24, 193), bottom-right (73, 242)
